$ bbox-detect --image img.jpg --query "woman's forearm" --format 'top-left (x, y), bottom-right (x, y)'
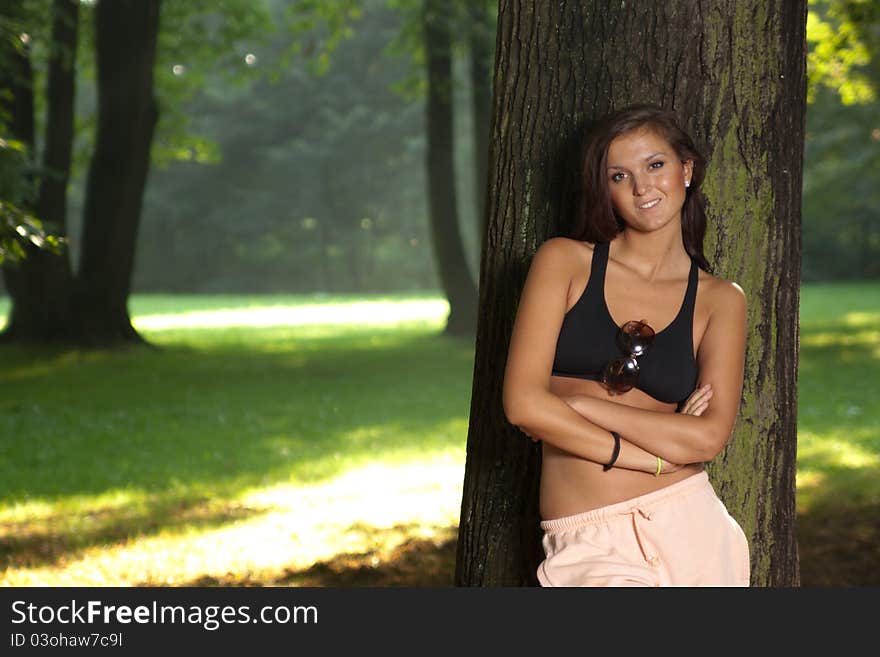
top-left (509, 390), bottom-right (674, 474)
top-left (609, 434), bottom-right (677, 474)
top-left (563, 394), bottom-right (709, 463)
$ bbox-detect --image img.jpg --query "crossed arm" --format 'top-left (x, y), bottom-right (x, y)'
top-left (502, 238), bottom-right (748, 470)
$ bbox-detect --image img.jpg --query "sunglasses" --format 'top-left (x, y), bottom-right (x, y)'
top-left (601, 319), bottom-right (656, 394)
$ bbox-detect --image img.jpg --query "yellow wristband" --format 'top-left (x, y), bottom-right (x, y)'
top-left (654, 457), bottom-right (662, 476)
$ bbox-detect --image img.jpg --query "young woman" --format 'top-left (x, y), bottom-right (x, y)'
top-left (502, 105), bottom-right (750, 587)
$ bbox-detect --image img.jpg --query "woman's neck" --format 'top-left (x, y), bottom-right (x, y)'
top-left (611, 227), bottom-right (689, 283)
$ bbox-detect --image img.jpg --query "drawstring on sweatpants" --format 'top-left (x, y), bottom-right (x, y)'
top-left (626, 506), bottom-right (660, 567)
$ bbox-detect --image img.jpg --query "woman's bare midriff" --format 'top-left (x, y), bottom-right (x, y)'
top-left (541, 374), bottom-right (704, 520)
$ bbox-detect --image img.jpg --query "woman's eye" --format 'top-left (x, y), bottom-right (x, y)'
top-left (650, 161), bottom-right (665, 169)
top-left (610, 172), bottom-right (626, 183)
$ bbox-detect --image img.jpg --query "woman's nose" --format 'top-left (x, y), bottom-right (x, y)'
top-left (632, 175), bottom-right (648, 195)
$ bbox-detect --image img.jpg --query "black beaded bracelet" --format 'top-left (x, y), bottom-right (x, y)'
top-left (603, 431), bottom-right (621, 471)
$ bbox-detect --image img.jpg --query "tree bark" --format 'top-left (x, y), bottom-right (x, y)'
top-left (423, 0), bottom-right (477, 337)
top-left (74, 0), bottom-right (161, 345)
top-left (468, 0), bottom-right (493, 248)
top-left (456, 0), bottom-right (806, 587)
top-left (1, 0), bottom-right (78, 342)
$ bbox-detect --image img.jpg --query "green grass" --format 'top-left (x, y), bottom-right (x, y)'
top-left (0, 294), bottom-right (471, 584)
top-left (1, 296), bottom-right (466, 500)
top-left (795, 282), bottom-right (880, 586)
top-left (796, 281), bottom-right (880, 511)
top-left (0, 282), bottom-right (877, 585)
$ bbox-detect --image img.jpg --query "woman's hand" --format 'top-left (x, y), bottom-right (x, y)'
top-left (678, 383), bottom-right (712, 416)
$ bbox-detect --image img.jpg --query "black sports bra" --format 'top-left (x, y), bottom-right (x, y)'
top-left (551, 241), bottom-right (699, 405)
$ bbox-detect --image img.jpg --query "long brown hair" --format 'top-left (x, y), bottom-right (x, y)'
top-left (570, 104), bottom-right (711, 272)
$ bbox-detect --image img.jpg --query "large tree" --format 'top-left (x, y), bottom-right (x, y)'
top-left (456, 1), bottom-right (806, 586)
top-left (423, 0), bottom-right (478, 336)
top-left (467, 0), bottom-right (494, 243)
top-left (0, 0), bottom-right (159, 345)
top-left (1, 0), bottom-right (78, 341)
top-left (73, 0), bottom-right (160, 344)
top-left (1, 0), bottom-right (277, 344)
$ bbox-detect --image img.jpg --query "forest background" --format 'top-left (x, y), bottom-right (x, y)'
top-left (3, 0), bottom-right (875, 296)
top-left (0, 0), bottom-right (877, 587)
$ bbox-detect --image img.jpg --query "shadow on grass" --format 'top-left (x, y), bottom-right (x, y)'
top-left (795, 461), bottom-right (880, 587)
top-left (798, 502), bottom-right (880, 587)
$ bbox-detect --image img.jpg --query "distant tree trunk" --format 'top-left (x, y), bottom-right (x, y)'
top-left (468, 0), bottom-right (493, 246)
top-left (1, 0), bottom-right (78, 342)
top-left (74, 0), bottom-right (160, 345)
top-left (456, 0), bottom-right (806, 586)
top-left (423, 0), bottom-right (477, 337)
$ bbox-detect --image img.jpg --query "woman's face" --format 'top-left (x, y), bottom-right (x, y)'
top-left (605, 128), bottom-right (693, 232)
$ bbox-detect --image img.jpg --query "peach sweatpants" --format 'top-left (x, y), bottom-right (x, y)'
top-left (537, 471), bottom-right (750, 587)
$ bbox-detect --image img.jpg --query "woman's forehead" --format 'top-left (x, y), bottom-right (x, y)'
top-left (607, 128), bottom-right (672, 163)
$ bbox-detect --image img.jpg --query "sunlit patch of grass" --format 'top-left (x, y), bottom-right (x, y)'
top-left (797, 430), bottom-right (880, 470)
top-left (796, 427), bottom-right (880, 514)
top-left (795, 470), bottom-right (825, 512)
top-left (842, 311), bottom-right (880, 328)
top-left (0, 456), bottom-right (463, 586)
top-left (132, 298), bottom-right (449, 331)
top-left (800, 327), bottom-right (880, 351)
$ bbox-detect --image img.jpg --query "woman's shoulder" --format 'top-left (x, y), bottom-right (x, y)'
top-left (698, 267), bottom-right (747, 313)
top-left (530, 237), bottom-right (595, 280)
top-left (534, 236), bottom-right (596, 260)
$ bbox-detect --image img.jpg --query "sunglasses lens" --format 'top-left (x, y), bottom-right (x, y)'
top-left (601, 357), bottom-right (639, 392)
top-left (617, 320), bottom-right (655, 356)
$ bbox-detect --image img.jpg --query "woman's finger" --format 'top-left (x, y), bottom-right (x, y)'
top-left (691, 386), bottom-right (711, 403)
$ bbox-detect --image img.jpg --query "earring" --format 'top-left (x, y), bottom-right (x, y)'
top-left (685, 180), bottom-right (690, 188)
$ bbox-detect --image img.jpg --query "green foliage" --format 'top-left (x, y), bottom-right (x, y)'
top-left (127, 2), bottom-right (447, 294)
top-left (384, 0), bottom-right (496, 102)
top-left (61, 1), bottom-right (281, 171)
top-left (282, 0), bottom-right (365, 77)
top-left (804, 0), bottom-right (880, 280)
top-left (1, 0), bottom-right (491, 292)
top-left (147, 0), bottom-right (371, 167)
top-left (0, 118), bottom-right (63, 266)
top-left (150, 1), bottom-right (276, 167)
top-left (0, 199), bottom-right (65, 265)
top-left (803, 91), bottom-right (879, 280)
top-left (808, 0), bottom-right (878, 104)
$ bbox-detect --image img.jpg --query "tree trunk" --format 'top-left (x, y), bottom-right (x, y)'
top-left (423, 0), bottom-right (477, 337)
top-left (456, 1), bottom-right (806, 587)
top-left (1, 0), bottom-right (79, 342)
top-left (468, 0), bottom-right (493, 248)
top-left (74, 0), bottom-right (160, 345)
